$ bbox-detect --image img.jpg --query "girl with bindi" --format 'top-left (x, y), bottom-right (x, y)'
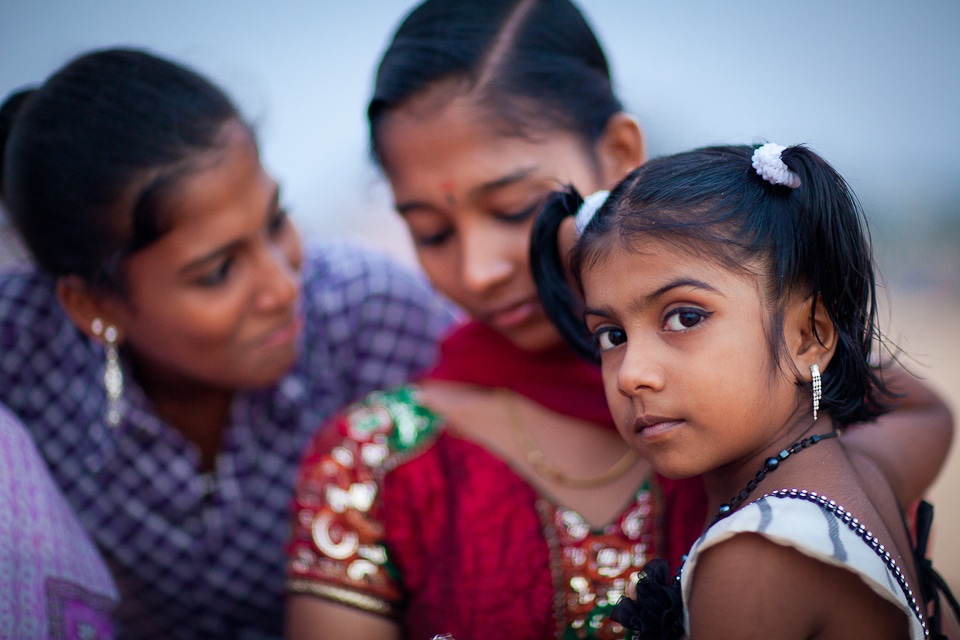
top-left (286, 1), bottom-right (953, 639)
top-left (534, 143), bottom-right (959, 638)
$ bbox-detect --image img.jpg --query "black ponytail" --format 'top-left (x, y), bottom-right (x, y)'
top-left (530, 186), bottom-right (599, 362)
top-left (779, 146), bottom-right (890, 423)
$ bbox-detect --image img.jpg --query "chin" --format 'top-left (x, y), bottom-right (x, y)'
top-left (246, 350), bottom-right (299, 388)
top-left (645, 455), bottom-right (706, 481)
top-left (499, 321), bottom-right (566, 353)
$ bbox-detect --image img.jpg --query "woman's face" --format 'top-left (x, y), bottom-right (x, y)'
top-left (377, 95), bottom-right (632, 351)
top-left (106, 120), bottom-right (304, 393)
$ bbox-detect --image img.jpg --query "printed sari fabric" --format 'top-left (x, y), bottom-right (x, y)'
top-left (0, 404), bottom-right (118, 639)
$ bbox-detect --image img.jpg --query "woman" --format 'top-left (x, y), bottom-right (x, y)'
top-left (285, 1), bottom-right (953, 638)
top-left (0, 49), bottom-right (454, 638)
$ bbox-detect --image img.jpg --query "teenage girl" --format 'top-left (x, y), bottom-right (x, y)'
top-left (533, 142), bottom-right (958, 638)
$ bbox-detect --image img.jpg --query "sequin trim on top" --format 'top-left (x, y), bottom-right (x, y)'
top-left (767, 489), bottom-right (928, 637)
top-left (288, 386), bottom-right (444, 616)
top-left (538, 481), bottom-right (657, 639)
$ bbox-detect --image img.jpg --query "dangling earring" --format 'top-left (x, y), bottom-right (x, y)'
top-left (810, 363), bottom-right (822, 422)
top-left (92, 318), bottom-right (123, 427)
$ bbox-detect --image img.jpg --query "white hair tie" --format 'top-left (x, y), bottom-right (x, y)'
top-left (574, 190), bottom-right (610, 235)
top-left (752, 142), bottom-right (801, 188)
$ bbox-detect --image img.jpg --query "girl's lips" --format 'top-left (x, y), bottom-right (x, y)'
top-left (259, 314), bottom-right (304, 349)
top-left (635, 419), bottom-right (684, 439)
top-left (489, 300), bottom-right (538, 330)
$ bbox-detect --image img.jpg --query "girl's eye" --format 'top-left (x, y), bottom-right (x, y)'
top-left (594, 326), bottom-right (627, 352)
top-left (197, 257), bottom-right (234, 287)
top-left (663, 308), bottom-right (710, 331)
top-left (413, 228), bottom-right (453, 248)
top-left (268, 208), bottom-right (289, 235)
top-left (496, 201), bottom-right (540, 223)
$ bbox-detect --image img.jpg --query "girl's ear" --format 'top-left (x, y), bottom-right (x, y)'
top-left (55, 276), bottom-right (124, 344)
top-left (786, 294), bottom-right (838, 380)
top-left (594, 112), bottom-right (645, 187)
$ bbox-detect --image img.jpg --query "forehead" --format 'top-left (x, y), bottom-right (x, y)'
top-left (125, 123), bottom-right (274, 263)
top-left (152, 122), bottom-right (258, 219)
top-left (581, 238), bottom-right (763, 308)
top-left (376, 92), bottom-right (591, 193)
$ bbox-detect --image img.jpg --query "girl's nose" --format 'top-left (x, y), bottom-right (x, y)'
top-left (256, 241), bottom-right (301, 311)
top-left (460, 222), bottom-right (514, 294)
top-left (616, 339), bottom-right (665, 398)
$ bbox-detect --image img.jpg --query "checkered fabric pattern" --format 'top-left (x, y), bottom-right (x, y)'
top-left (0, 242), bottom-right (456, 639)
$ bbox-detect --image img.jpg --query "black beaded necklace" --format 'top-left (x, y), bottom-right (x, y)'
top-left (711, 429), bottom-right (839, 525)
top-left (611, 428), bottom-right (842, 640)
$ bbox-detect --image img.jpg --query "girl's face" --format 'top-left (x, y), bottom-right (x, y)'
top-left (105, 120), bottom-right (304, 393)
top-left (581, 239), bottom-right (806, 480)
top-left (376, 94), bottom-right (633, 351)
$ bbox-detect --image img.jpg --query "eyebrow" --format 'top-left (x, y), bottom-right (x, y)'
top-left (179, 185), bottom-right (282, 274)
top-left (583, 278), bottom-right (724, 318)
top-left (394, 165), bottom-right (539, 215)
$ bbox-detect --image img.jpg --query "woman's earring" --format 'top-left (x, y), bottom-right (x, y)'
top-left (811, 363), bottom-right (822, 422)
top-left (92, 318), bottom-right (123, 427)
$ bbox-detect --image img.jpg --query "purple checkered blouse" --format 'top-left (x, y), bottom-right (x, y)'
top-left (0, 243), bottom-right (456, 639)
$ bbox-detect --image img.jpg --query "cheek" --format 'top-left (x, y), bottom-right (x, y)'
top-left (133, 292), bottom-right (249, 358)
top-left (281, 225), bottom-right (304, 272)
top-left (413, 246), bottom-right (458, 301)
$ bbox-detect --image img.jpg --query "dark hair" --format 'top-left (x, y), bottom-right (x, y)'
top-left (368, 0), bottom-right (621, 166)
top-left (533, 144), bottom-right (893, 426)
top-left (0, 48), bottom-right (242, 292)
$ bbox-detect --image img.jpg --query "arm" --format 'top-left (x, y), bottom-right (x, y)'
top-left (687, 534), bottom-right (909, 639)
top-left (285, 403), bottom-right (404, 640)
top-left (842, 363), bottom-right (954, 507)
top-left (286, 596), bottom-right (399, 640)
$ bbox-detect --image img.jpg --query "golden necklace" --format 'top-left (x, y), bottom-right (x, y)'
top-left (498, 388), bottom-right (640, 490)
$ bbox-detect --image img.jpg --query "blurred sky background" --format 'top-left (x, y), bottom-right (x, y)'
top-left (2, 0), bottom-right (960, 579)
top-left (2, 0), bottom-right (959, 285)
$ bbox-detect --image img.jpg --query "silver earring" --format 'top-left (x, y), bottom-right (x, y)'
top-left (92, 318), bottom-right (123, 427)
top-left (811, 363), bottom-right (821, 422)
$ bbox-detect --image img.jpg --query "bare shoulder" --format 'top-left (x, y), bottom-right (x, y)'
top-left (687, 533), bottom-right (911, 639)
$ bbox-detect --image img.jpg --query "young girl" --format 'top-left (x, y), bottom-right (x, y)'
top-left (533, 142), bottom-right (957, 638)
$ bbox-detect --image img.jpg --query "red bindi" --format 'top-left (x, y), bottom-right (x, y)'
top-left (440, 180), bottom-right (456, 206)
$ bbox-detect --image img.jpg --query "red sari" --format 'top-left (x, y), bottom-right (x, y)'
top-left (287, 322), bottom-right (706, 639)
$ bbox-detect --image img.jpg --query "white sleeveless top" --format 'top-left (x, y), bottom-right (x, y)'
top-left (680, 490), bottom-right (927, 638)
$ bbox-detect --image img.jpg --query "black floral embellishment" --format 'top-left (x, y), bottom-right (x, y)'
top-left (610, 558), bottom-right (684, 640)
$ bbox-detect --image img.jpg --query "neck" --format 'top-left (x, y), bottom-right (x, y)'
top-left (702, 413), bottom-right (831, 522)
top-left (133, 364), bottom-right (235, 472)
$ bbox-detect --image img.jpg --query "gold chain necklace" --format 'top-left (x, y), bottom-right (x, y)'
top-left (498, 389), bottom-right (640, 490)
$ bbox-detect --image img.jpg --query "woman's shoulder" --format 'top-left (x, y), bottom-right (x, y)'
top-left (288, 385), bottom-right (450, 615)
top-left (297, 242), bottom-right (455, 363)
top-left (0, 269), bottom-right (96, 415)
top-left (0, 267), bottom-right (61, 327)
top-left (299, 385), bottom-right (447, 476)
top-left (300, 242), bottom-right (442, 312)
